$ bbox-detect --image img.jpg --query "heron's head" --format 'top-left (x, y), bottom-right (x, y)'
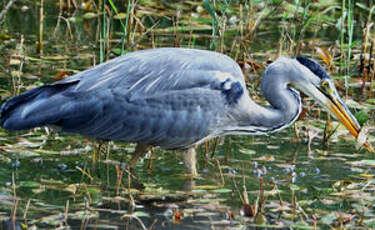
top-left (290, 56), bottom-right (361, 139)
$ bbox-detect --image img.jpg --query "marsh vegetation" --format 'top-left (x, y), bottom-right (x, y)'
top-left (0, 0), bottom-right (375, 229)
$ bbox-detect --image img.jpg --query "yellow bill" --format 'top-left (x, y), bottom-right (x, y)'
top-left (328, 97), bottom-right (375, 153)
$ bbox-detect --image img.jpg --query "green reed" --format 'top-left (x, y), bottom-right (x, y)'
top-left (203, 0), bottom-right (218, 50)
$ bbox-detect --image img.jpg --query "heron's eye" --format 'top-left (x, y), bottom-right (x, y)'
top-left (320, 80), bottom-right (332, 93)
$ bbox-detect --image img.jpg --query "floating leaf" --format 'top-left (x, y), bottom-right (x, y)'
top-left (212, 188), bottom-right (232, 193)
top-left (40, 213), bottom-right (64, 226)
top-left (266, 145), bottom-right (280, 150)
top-left (238, 148), bottom-right (256, 155)
top-left (64, 184), bottom-right (77, 194)
top-left (320, 214), bottom-right (337, 225)
top-left (34, 149), bottom-right (60, 155)
top-left (255, 214), bottom-right (267, 225)
top-left (320, 199), bottom-right (338, 205)
top-left (9, 58), bottom-right (21, 66)
top-left (194, 185), bottom-right (221, 190)
top-left (134, 211), bottom-right (150, 217)
top-left (70, 210), bottom-right (99, 219)
top-left (254, 155), bottom-right (275, 161)
top-left (19, 181), bottom-right (41, 188)
top-left (350, 159), bottom-right (375, 167)
top-left (289, 184), bottom-right (300, 191)
top-left (192, 189), bottom-right (207, 194)
top-left (83, 12), bottom-right (98, 19)
top-left (290, 223), bottom-right (315, 230)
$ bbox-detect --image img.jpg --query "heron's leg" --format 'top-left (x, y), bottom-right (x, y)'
top-left (182, 147), bottom-right (198, 176)
top-left (147, 146), bottom-right (155, 171)
top-left (183, 178), bottom-right (196, 192)
top-left (128, 143), bottom-right (149, 169)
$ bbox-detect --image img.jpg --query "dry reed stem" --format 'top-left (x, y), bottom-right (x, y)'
top-left (23, 199), bottom-right (30, 219)
top-left (215, 158), bottom-right (225, 185)
top-left (53, 0), bottom-right (64, 37)
top-left (369, 39), bottom-right (375, 99)
top-left (64, 199), bottom-right (70, 226)
top-left (122, 214), bottom-right (148, 230)
top-left (38, 0), bottom-right (44, 55)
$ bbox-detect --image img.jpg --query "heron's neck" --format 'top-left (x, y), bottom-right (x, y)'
top-left (223, 77), bottom-right (302, 135)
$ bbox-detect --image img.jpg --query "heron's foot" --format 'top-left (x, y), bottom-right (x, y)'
top-left (124, 143), bottom-right (149, 190)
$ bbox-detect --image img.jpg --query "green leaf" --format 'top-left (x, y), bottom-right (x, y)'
top-left (107, 0), bottom-right (119, 14)
top-left (134, 211), bottom-right (150, 217)
top-left (212, 188), bottom-right (232, 193)
top-left (352, 160), bottom-right (375, 166)
top-left (351, 167), bottom-right (364, 173)
top-left (19, 181), bottom-right (41, 188)
top-left (354, 110), bottom-right (369, 126)
top-left (83, 12), bottom-right (98, 19)
top-left (291, 223), bottom-right (315, 230)
top-left (239, 148), bottom-right (256, 155)
top-left (255, 214), bottom-right (267, 225)
top-left (290, 184), bottom-right (300, 191)
top-left (192, 189), bottom-right (207, 194)
top-left (203, 0), bottom-right (216, 20)
top-left (320, 214), bottom-right (337, 225)
top-left (355, 3), bottom-right (370, 11)
top-left (367, 221), bottom-right (375, 227)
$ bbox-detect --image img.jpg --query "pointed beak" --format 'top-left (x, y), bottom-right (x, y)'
top-left (297, 80), bottom-right (361, 137)
top-left (321, 88), bottom-right (375, 153)
top-left (326, 96), bottom-right (360, 137)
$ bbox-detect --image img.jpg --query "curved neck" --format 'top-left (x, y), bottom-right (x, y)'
top-left (247, 86), bottom-right (302, 133)
top-left (222, 65), bottom-right (302, 135)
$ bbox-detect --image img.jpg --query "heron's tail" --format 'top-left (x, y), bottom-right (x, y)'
top-left (0, 81), bottom-right (79, 131)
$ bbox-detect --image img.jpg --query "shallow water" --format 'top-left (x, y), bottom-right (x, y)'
top-left (1, 1), bottom-right (375, 229)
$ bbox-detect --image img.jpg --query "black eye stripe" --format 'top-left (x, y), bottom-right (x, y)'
top-left (296, 56), bottom-right (330, 79)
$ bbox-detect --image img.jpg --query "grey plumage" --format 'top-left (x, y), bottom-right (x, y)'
top-left (0, 48), bottom-right (246, 149)
top-left (0, 48), bottom-right (361, 153)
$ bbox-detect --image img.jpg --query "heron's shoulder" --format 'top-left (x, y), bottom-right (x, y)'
top-left (269, 56), bottom-right (295, 66)
top-left (264, 56), bottom-right (302, 75)
top-left (128, 47), bottom-right (231, 57)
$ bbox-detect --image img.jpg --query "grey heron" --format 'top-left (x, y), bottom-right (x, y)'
top-left (0, 48), bottom-right (367, 176)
